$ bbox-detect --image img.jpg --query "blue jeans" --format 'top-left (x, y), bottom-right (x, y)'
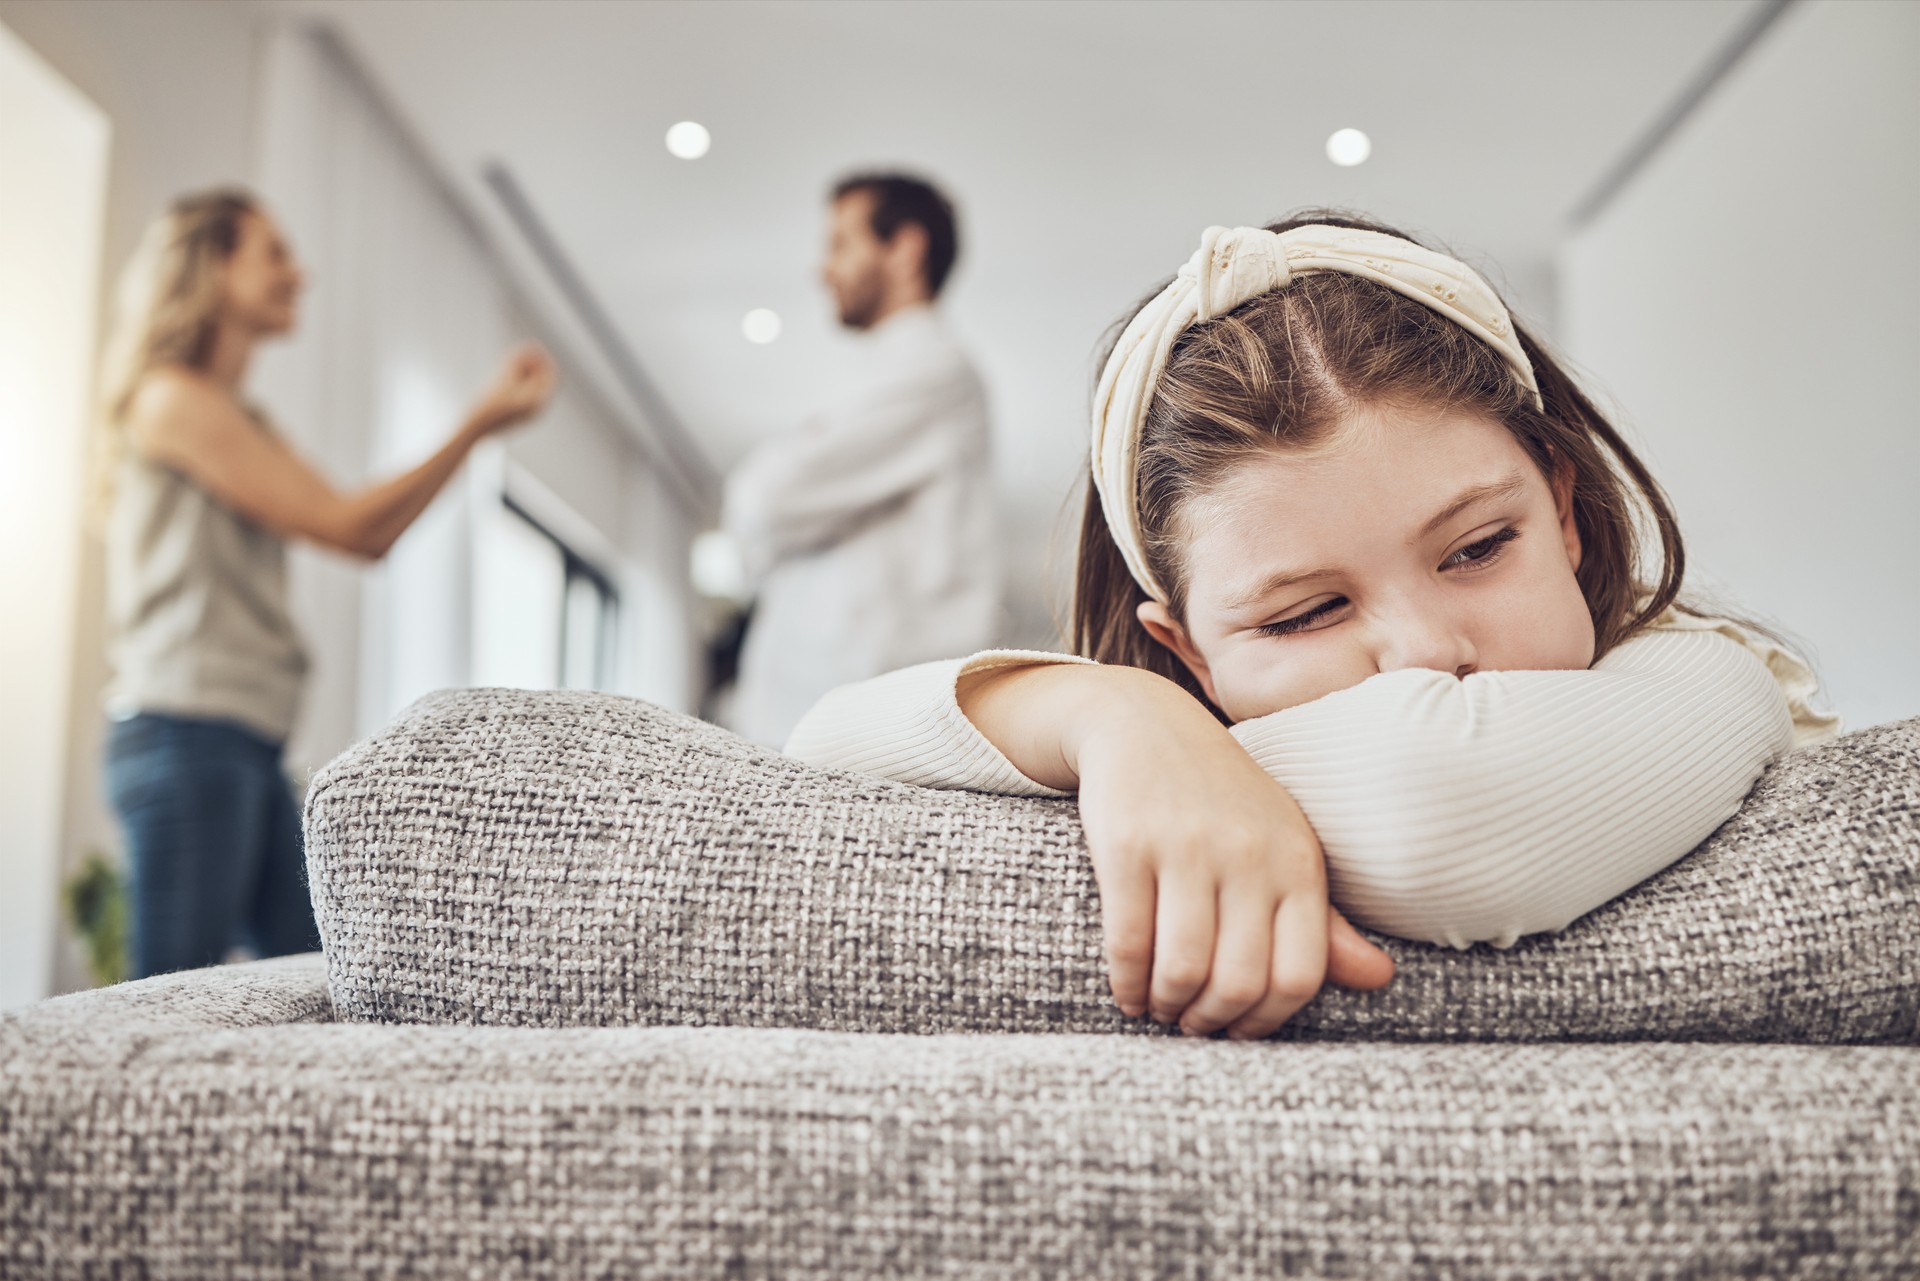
top-left (104, 712), bottom-right (320, 979)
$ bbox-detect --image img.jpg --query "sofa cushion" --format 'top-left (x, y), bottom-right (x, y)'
top-left (4, 958), bottom-right (1917, 1280)
top-left (304, 691), bottom-right (1920, 1042)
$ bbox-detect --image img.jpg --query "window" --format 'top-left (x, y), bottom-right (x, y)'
top-left (473, 495), bottom-right (619, 691)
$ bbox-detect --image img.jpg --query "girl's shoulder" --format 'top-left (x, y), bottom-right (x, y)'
top-left (1644, 605), bottom-right (1841, 746)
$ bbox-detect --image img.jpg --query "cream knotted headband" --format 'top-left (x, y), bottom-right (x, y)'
top-left (1091, 224), bottom-right (1544, 603)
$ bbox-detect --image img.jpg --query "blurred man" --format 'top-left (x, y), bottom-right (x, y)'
top-left (721, 173), bottom-right (997, 747)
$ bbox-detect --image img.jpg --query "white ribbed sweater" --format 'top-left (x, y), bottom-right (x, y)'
top-left (786, 616), bottom-right (1836, 949)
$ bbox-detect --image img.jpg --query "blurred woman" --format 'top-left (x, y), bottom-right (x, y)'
top-left (96, 188), bottom-right (555, 978)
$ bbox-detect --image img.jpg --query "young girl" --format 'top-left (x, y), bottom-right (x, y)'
top-left (787, 213), bottom-right (1836, 1043)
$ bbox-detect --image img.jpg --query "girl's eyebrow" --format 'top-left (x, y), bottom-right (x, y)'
top-left (1224, 470), bottom-right (1532, 613)
top-left (1418, 470), bottom-right (1527, 538)
top-left (1224, 564), bottom-right (1333, 612)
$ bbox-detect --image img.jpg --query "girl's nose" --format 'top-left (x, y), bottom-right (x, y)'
top-left (1377, 610), bottom-right (1478, 680)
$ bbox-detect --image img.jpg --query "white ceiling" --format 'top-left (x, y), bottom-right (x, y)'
top-left (263, 0), bottom-right (1761, 634)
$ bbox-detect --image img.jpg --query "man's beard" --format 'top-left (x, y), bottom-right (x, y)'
top-left (836, 269), bottom-right (886, 330)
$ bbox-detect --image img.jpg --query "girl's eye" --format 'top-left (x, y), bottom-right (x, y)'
top-left (1256, 596), bottom-right (1349, 638)
top-left (1444, 526), bottom-right (1520, 571)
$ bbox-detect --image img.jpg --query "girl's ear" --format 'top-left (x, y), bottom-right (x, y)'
top-left (1135, 601), bottom-right (1221, 705)
top-left (1552, 461), bottom-right (1583, 574)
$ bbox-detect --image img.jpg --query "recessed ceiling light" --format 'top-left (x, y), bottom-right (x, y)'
top-left (741, 308), bottom-right (781, 344)
top-left (665, 121), bottom-right (711, 160)
top-left (1325, 128), bottom-right (1371, 167)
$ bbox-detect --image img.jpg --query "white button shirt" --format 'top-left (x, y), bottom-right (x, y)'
top-left (721, 305), bottom-right (999, 747)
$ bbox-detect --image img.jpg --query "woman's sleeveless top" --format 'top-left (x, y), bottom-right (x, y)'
top-left (104, 422), bottom-right (309, 744)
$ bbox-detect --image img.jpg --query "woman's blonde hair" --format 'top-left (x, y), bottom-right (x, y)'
top-left (91, 188), bottom-right (257, 524)
top-left (1073, 210), bottom-right (1686, 715)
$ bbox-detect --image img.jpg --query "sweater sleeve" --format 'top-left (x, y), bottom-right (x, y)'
top-left (1229, 626), bottom-right (1795, 948)
top-left (784, 650), bottom-right (1089, 797)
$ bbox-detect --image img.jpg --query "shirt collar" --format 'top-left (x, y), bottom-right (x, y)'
top-left (866, 302), bottom-right (940, 345)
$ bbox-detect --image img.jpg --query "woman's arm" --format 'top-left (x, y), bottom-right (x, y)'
top-left (126, 346), bottom-right (554, 560)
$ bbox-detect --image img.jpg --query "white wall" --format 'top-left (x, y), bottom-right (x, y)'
top-left (0, 19), bottom-right (108, 1008)
top-left (1561, 0), bottom-right (1920, 729)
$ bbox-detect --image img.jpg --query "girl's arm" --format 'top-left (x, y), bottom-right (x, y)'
top-left (787, 651), bottom-right (1091, 796)
top-left (126, 346), bottom-right (554, 560)
top-left (1229, 626), bottom-right (1794, 948)
top-left (787, 623), bottom-right (1796, 1028)
top-left (790, 656), bottom-right (1398, 1041)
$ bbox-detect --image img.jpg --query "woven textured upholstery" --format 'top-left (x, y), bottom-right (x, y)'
top-left (4, 955), bottom-right (1916, 1280)
top-left (306, 690), bottom-right (1920, 1042)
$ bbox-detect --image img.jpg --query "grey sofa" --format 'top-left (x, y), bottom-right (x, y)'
top-left (5, 690), bottom-right (1917, 1279)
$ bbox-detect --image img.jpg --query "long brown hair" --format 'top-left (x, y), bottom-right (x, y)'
top-left (90, 188), bottom-right (256, 524)
top-left (1072, 211), bottom-right (1685, 712)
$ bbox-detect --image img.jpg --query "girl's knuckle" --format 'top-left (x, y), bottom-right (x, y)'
top-left (1211, 974), bottom-right (1267, 1008)
top-left (1155, 959), bottom-right (1209, 992)
top-left (1270, 972), bottom-right (1323, 1004)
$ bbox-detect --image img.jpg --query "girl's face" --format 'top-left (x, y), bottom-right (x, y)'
top-left (220, 210), bottom-right (304, 337)
top-left (1138, 406), bottom-right (1595, 722)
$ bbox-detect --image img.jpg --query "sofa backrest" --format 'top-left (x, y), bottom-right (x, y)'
top-left (304, 690), bottom-right (1919, 1043)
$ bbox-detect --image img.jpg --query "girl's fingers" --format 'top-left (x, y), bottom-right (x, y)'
top-left (1099, 860), bottom-right (1157, 1018)
top-left (1148, 871), bottom-right (1215, 1024)
top-left (1325, 907), bottom-right (1396, 990)
top-left (1225, 891), bottom-right (1330, 1041)
top-left (1178, 891), bottom-right (1274, 1037)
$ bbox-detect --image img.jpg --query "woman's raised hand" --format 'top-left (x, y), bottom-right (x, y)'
top-left (469, 344), bottom-right (557, 435)
top-left (958, 663), bottom-right (1395, 1038)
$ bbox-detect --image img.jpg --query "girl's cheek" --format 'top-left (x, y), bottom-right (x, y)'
top-left (1539, 559), bottom-right (1598, 667)
top-left (1482, 557), bottom-right (1595, 671)
top-left (1221, 638), bottom-right (1370, 721)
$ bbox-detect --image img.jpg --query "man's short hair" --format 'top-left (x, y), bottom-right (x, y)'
top-left (832, 172), bottom-right (960, 297)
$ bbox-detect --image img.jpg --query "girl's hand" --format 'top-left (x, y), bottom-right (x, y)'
top-left (960, 663), bottom-right (1395, 1038)
top-left (469, 344), bottom-right (557, 435)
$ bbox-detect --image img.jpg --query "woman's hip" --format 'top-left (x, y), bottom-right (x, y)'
top-left (105, 711), bottom-right (286, 801)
